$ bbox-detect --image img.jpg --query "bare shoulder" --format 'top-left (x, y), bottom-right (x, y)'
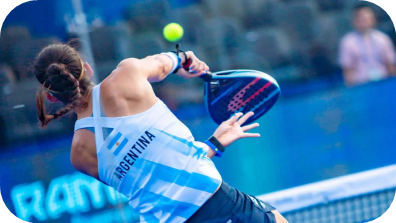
top-left (101, 58), bottom-right (154, 101)
top-left (117, 58), bottom-right (140, 69)
top-left (103, 58), bottom-right (142, 85)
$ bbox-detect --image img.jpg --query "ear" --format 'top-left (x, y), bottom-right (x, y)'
top-left (45, 91), bottom-right (59, 103)
top-left (84, 62), bottom-right (94, 78)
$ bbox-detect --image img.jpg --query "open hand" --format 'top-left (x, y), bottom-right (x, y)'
top-left (212, 112), bottom-right (260, 147)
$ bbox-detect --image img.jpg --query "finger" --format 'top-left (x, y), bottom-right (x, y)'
top-left (198, 70), bottom-right (207, 75)
top-left (194, 63), bottom-right (202, 73)
top-left (188, 67), bottom-right (197, 74)
top-left (204, 64), bottom-right (210, 71)
top-left (227, 112), bottom-right (243, 124)
top-left (237, 111), bottom-right (254, 125)
top-left (198, 62), bottom-right (205, 73)
top-left (189, 61), bottom-right (200, 73)
top-left (241, 123), bottom-right (259, 132)
top-left (177, 69), bottom-right (193, 78)
top-left (188, 61), bottom-right (197, 71)
top-left (241, 133), bottom-right (260, 138)
top-left (188, 66), bottom-right (196, 73)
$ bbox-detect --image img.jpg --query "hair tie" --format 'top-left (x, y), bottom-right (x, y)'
top-left (78, 58), bottom-right (85, 80)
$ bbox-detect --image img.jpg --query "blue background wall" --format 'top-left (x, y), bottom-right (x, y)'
top-left (188, 79), bottom-right (396, 195)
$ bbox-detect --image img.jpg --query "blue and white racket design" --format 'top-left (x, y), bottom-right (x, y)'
top-left (199, 70), bottom-right (281, 125)
top-left (178, 43), bottom-right (281, 125)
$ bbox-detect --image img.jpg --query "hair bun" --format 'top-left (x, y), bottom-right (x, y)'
top-left (46, 63), bottom-right (66, 76)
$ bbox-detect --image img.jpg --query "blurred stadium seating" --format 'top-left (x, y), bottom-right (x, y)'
top-left (0, 0), bottom-right (395, 157)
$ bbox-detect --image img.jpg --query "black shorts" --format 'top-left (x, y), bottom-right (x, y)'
top-left (186, 181), bottom-right (277, 223)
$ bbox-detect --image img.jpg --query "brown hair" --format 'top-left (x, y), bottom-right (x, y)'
top-left (33, 43), bottom-right (93, 128)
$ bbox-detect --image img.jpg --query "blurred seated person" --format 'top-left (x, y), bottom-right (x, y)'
top-left (0, 64), bottom-right (17, 85)
top-left (339, 3), bottom-right (396, 86)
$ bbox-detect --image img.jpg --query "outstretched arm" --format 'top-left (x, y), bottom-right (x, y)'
top-left (117, 51), bottom-right (209, 82)
top-left (105, 51), bottom-right (209, 108)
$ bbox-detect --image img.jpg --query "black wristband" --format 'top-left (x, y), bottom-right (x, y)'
top-left (208, 136), bottom-right (225, 153)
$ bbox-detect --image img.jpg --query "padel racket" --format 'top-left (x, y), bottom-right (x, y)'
top-left (198, 70), bottom-right (280, 125)
top-left (177, 43), bottom-right (280, 125)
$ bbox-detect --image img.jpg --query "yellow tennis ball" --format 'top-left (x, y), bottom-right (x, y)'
top-left (163, 23), bottom-right (184, 42)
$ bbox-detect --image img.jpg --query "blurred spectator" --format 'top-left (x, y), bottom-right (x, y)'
top-left (339, 4), bottom-right (396, 86)
top-left (0, 64), bottom-right (17, 85)
top-left (0, 26), bottom-right (31, 47)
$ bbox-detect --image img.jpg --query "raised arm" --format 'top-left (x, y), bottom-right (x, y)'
top-left (117, 51), bottom-right (209, 82)
top-left (103, 51), bottom-right (209, 107)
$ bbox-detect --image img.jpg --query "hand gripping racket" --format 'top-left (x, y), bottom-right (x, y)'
top-left (182, 59), bottom-right (280, 125)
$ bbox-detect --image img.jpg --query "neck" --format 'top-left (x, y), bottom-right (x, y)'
top-left (75, 88), bottom-right (93, 118)
top-left (357, 29), bottom-right (372, 36)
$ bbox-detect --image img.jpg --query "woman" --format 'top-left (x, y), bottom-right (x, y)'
top-left (34, 42), bottom-right (288, 223)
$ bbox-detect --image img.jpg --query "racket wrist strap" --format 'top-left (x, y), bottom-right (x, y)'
top-left (204, 136), bottom-right (225, 157)
top-left (170, 43), bottom-right (190, 73)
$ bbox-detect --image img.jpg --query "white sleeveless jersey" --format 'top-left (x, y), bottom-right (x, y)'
top-left (74, 84), bottom-right (222, 223)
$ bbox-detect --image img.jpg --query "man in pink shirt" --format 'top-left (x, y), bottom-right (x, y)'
top-left (339, 4), bottom-right (396, 86)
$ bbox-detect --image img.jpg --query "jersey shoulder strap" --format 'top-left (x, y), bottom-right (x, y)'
top-left (92, 84), bottom-right (104, 147)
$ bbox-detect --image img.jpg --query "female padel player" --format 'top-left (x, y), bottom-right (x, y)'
top-left (33, 42), bottom-right (288, 223)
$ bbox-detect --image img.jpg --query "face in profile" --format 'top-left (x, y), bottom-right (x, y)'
top-left (353, 8), bottom-right (376, 33)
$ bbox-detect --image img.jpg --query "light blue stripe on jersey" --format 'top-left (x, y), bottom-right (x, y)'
top-left (154, 129), bottom-right (206, 159)
top-left (133, 159), bottom-right (220, 193)
top-left (141, 211), bottom-right (186, 223)
top-left (108, 132), bottom-right (122, 150)
top-left (133, 188), bottom-right (200, 219)
top-left (140, 213), bottom-right (187, 223)
top-left (140, 211), bottom-right (159, 223)
top-left (114, 138), bottom-right (129, 156)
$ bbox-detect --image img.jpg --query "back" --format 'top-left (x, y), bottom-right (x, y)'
top-left (75, 84), bottom-right (222, 223)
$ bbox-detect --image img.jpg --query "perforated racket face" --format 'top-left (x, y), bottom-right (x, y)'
top-left (205, 70), bottom-right (280, 125)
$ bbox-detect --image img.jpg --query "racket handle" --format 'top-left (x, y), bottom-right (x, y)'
top-left (199, 72), bottom-right (212, 82)
top-left (183, 59), bottom-right (213, 82)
